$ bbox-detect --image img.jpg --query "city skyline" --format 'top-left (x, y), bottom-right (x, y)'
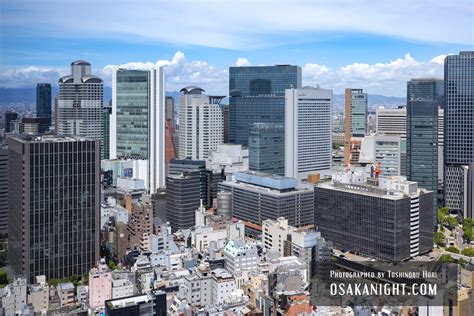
top-left (0, 1), bottom-right (472, 96)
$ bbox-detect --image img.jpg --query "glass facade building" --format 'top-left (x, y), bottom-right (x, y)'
top-left (36, 83), bottom-right (52, 129)
top-left (248, 123), bottom-right (285, 175)
top-left (8, 136), bottom-right (100, 282)
top-left (229, 65), bottom-right (301, 145)
top-left (444, 51), bottom-right (474, 217)
top-left (406, 79), bottom-right (443, 217)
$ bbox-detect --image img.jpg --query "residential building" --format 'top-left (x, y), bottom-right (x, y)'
top-left (249, 122), bottom-right (284, 175)
top-left (223, 239), bottom-right (259, 274)
top-left (111, 274), bottom-right (135, 299)
top-left (211, 268), bottom-right (236, 305)
top-left (344, 88), bottom-right (368, 164)
top-left (358, 134), bottom-right (401, 177)
top-left (58, 282), bottom-right (75, 307)
top-left (285, 87), bottom-right (332, 180)
top-left (229, 65), bottom-right (302, 145)
top-left (180, 264), bottom-right (212, 307)
top-left (105, 290), bottom-right (167, 316)
top-left (36, 83), bottom-right (52, 129)
top-left (27, 275), bottom-right (49, 314)
top-left (218, 171), bottom-right (314, 230)
top-left (57, 60), bottom-right (103, 139)
top-left (8, 136), bottom-right (100, 282)
top-left (178, 86), bottom-right (224, 160)
top-left (2, 277), bottom-right (27, 316)
top-left (166, 171), bottom-right (201, 232)
top-left (407, 78), bottom-right (443, 217)
top-left (314, 169), bottom-right (434, 261)
top-left (127, 201), bottom-right (154, 251)
top-left (0, 145), bottom-right (7, 234)
top-left (444, 51), bottom-right (474, 218)
top-left (110, 68), bottom-right (166, 194)
top-left (89, 259), bottom-right (112, 309)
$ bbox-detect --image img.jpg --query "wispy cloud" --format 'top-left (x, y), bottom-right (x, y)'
top-left (0, 52), bottom-right (448, 96)
top-left (1, 0), bottom-right (472, 49)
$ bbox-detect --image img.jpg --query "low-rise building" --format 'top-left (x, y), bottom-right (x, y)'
top-left (57, 282), bottom-right (75, 307)
top-left (223, 240), bottom-right (260, 275)
top-left (89, 258), bottom-right (112, 309)
top-left (28, 275), bottom-right (49, 314)
top-left (2, 276), bottom-right (27, 316)
top-left (104, 290), bottom-right (167, 316)
top-left (211, 268), bottom-right (236, 305)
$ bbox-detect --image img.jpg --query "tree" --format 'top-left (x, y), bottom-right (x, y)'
top-left (446, 246), bottom-right (460, 254)
top-left (434, 232), bottom-right (445, 247)
top-left (439, 254), bottom-right (456, 263)
top-left (108, 260), bottom-right (117, 271)
top-left (461, 248), bottom-right (474, 257)
top-left (0, 269), bottom-right (8, 286)
top-left (462, 218), bottom-right (473, 242)
top-left (445, 216), bottom-right (459, 230)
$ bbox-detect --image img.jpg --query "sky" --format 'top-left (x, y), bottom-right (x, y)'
top-left (0, 0), bottom-right (473, 96)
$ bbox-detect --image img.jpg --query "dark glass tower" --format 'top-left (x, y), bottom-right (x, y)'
top-left (406, 78), bottom-right (443, 219)
top-left (229, 65), bottom-right (301, 145)
top-left (0, 145), bottom-right (7, 235)
top-left (444, 51), bottom-right (474, 217)
top-left (36, 83), bottom-right (52, 129)
top-left (8, 136), bottom-right (100, 282)
top-left (248, 123), bottom-right (285, 175)
top-left (4, 111), bottom-right (18, 133)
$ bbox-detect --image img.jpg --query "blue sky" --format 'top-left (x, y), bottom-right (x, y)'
top-left (1, 0), bottom-right (473, 96)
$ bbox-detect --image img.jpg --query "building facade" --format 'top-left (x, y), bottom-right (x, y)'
top-left (110, 68), bottom-right (166, 193)
top-left (218, 172), bottom-right (314, 229)
top-left (344, 88), bottom-right (368, 164)
top-left (358, 134), bottom-right (401, 177)
top-left (0, 145), bottom-right (7, 235)
top-left (36, 83), bottom-right (52, 129)
top-left (444, 51), bottom-right (474, 218)
top-left (285, 87), bottom-right (332, 180)
top-left (57, 60), bottom-right (103, 139)
top-left (166, 171), bottom-right (201, 232)
top-left (229, 65), bottom-right (302, 145)
top-left (8, 136), bottom-right (100, 282)
top-left (249, 123), bottom-right (284, 175)
top-left (178, 86), bottom-right (224, 161)
top-left (314, 171), bottom-right (433, 261)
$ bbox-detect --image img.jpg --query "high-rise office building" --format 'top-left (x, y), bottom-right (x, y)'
top-left (218, 172), bottom-right (314, 234)
top-left (169, 159), bottom-right (208, 206)
top-left (4, 111), bottom-right (18, 133)
top-left (165, 96), bottom-right (174, 122)
top-left (57, 61), bottom-right (103, 139)
top-left (344, 89), bottom-right (368, 164)
top-left (358, 134), bottom-right (401, 177)
top-left (229, 65), bottom-right (302, 145)
top-left (178, 86), bottom-right (224, 160)
top-left (407, 78), bottom-right (443, 216)
top-left (285, 87), bottom-right (332, 180)
top-left (222, 104), bottom-right (230, 144)
top-left (165, 96), bottom-right (176, 174)
top-left (248, 123), bottom-right (284, 175)
top-left (102, 104), bottom-right (111, 160)
top-left (166, 171), bottom-right (201, 232)
top-left (444, 52), bottom-right (474, 218)
top-left (110, 68), bottom-right (166, 193)
top-left (0, 145), bottom-right (7, 235)
top-left (8, 136), bottom-right (100, 282)
top-left (314, 170), bottom-right (433, 261)
top-left (36, 83), bottom-right (52, 129)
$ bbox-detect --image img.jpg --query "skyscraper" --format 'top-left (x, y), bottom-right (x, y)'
top-left (285, 87), bottom-right (332, 180)
top-left (444, 51), bottom-right (474, 218)
top-left (178, 86), bottom-right (224, 160)
top-left (36, 83), bottom-right (52, 129)
top-left (248, 123), bottom-right (284, 175)
top-left (8, 136), bottom-right (100, 282)
top-left (4, 111), bottom-right (18, 133)
top-left (166, 171), bottom-right (201, 232)
top-left (0, 145), bottom-right (7, 235)
top-left (102, 104), bottom-right (112, 160)
top-left (110, 68), bottom-right (166, 193)
top-left (229, 65), bottom-right (302, 145)
top-left (344, 88), bottom-right (368, 164)
top-left (407, 78), bottom-right (443, 217)
top-left (57, 61), bottom-right (103, 139)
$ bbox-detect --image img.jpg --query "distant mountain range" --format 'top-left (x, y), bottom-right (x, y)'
top-left (0, 87), bottom-right (406, 108)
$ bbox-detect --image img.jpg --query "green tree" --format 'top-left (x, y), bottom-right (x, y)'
top-left (462, 218), bottom-right (472, 242)
top-left (434, 232), bottom-right (445, 247)
top-left (446, 246), bottom-right (460, 254)
top-left (461, 248), bottom-right (474, 257)
top-left (0, 269), bottom-right (8, 286)
top-left (439, 254), bottom-right (456, 263)
top-left (445, 216), bottom-right (459, 230)
top-left (108, 260), bottom-right (117, 271)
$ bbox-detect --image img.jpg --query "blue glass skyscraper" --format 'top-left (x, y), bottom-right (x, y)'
top-left (229, 65), bottom-right (301, 145)
top-left (36, 83), bottom-right (52, 129)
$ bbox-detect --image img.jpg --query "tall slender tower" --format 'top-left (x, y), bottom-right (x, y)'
top-left (36, 83), bottom-right (52, 129)
top-left (8, 136), bottom-right (100, 282)
top-left (406, 78), bottom-right (443, 220)
top-left (110, 68), bottom-right (166, 193)
top-left (57, 61), bottom-right (103, 139)
top-left (344, 88), bottom-right (368, 165)
top-left (444, 51), bottom-right (474, 218)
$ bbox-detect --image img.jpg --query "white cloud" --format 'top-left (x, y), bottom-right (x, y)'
top-left (0, 52), bottom-right (448, 96)
top-left (1, 1), bottom-right (472, 49)
top-left (235, 58), bottom-right (250, 67)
